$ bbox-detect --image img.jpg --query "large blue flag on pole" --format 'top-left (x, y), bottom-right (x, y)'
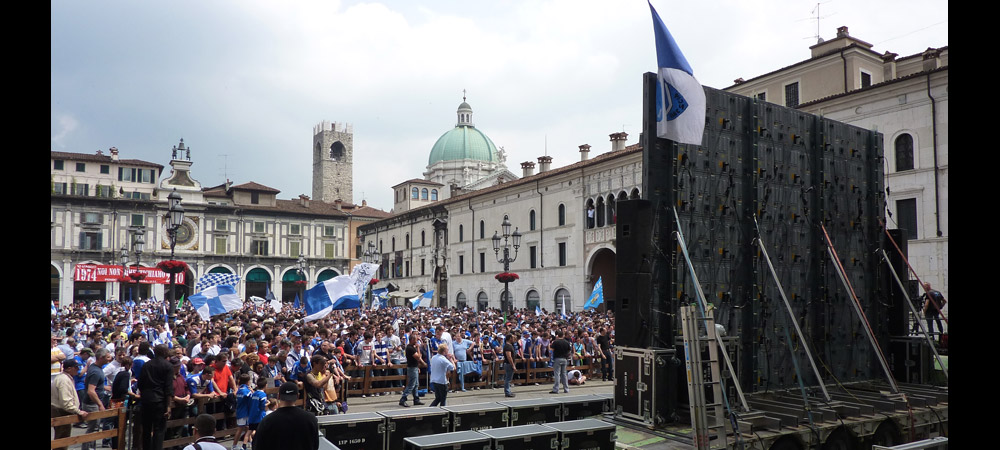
top-left (187, 285), bottom-right (244, 321)
top-left (584, 277), bottom-right (604, 310)
top-left (649, 1), bottom-right (705, 146)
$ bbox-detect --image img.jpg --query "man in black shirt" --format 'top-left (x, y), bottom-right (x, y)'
top-left (503, 335), bottom-right (516, 398)
top-left (548, 331), bottom-right (572, 394)
top-left (399, 331), bottom-right (425, 407)
top-left (596, 328), bottom-right (613, 381)
top-left (254, 382), bottom-right (318, 450)
top-left (137, 344), bottom-right (174, 450)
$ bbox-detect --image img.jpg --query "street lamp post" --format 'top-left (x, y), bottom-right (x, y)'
top-left (492, 217), bottom-right (522, 314)
top-left (363, 241), bottom-right (378, 307)
top-left (297, 253), bottom-right (307, 304)
top-left (128, 230), bottom-right (145, 303)
top-left (119, 246), bottom-right (129, 304)
top-left (165, 189), bottom-right (185, 323)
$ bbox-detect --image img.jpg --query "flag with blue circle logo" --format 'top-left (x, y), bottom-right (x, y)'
top-left (649, 1), bottom-right (705, 146)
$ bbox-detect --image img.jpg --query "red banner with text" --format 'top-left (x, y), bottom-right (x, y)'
top-left (73, 264), bottom-right (186, 285)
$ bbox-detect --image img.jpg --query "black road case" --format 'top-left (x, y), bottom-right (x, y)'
top-left (380, 407), bottom-right (451, 450)
top-left (614, 346), bottom-right (679, 427)
top-left (317, 412), bottom-right (385, 450)
top-left (593, 393), bottom-right (614, 414)
top-left (543, 419), bottom-right (617, 450)
top-left (478, 424), bottom-right (559, 450)
top-left (498, 398), bottom-right (562, 426)
top-left (443, 402), bottom-right (510, 432)
top-left (557, 395), bottom-right (606, 421)
top-left (403, 430), bottom-right (492, 450)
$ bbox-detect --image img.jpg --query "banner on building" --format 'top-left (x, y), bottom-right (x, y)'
top-left (73, 264), bottom-right (187, 285)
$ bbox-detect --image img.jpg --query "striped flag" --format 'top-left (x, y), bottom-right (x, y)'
top-left (303, 275), bottom-right (360, 322)
top-left (195, 273), bottom-right (241, 292)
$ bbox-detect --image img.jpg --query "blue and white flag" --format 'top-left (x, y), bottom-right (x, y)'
top-left (293, 293), bottom-right (301, 310)
top-left (51, 301), bottom-right (58, 316)
top-left (411, 290), bottom-right (434, 308)
top-left (187, 285), bottom-right (244, 321)
top-left (195, 273), bottom-right (241, 292)
top-left (349, 263), bottom-right (380, 297)
top-left (584, 277), bottom-right (604, 310)
top-left (535, 305), bottom-right (542, 316)
top-left (649, 1), bottom-right (705, 146)
top-left (372, 288), bottom-right (390, 309)
top-left (303, 275), bottom-right (360, 322)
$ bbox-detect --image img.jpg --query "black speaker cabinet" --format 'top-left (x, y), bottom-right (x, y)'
top-left (615, 199), bottom-right (653, 274)
top-left (614, 346), bottom-right (679, 428)
top-left (498, 398), bottom-right (562, 426)
top-left (543, 419), bottom-right (617, 450)
top-left (615, 272), bottom-right (652, 348)
top-left (403, 430), bottom-right (491, 450)
top-left (380, 407), bottom-right (451, 450)
top-left (479, 424), bottom-right (559, 450)
top-left (317, 412), bottom-right (385, 450)
top-left (443, 402), bottom-right (509, 432)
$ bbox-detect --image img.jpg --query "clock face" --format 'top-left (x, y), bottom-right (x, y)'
top-left (175, 222), bottom-right (194, 245)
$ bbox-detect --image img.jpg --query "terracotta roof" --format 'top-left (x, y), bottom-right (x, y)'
top-left (50, 151), bottom-right (163, 169)
top-left (347, 205), bottom-right (393, 219)
top-left (230, 181), bottom-right (281, 193)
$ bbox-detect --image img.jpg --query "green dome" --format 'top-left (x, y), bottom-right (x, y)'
top-left (428, 126), bottom-right (499, 165)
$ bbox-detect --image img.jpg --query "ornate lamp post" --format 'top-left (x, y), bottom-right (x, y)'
top-left (126, 230), bottom-right (146, 303)
top-left (119, 246), bottom-right (129, 303)
top-left (491, 217), bottom-right (521, 314)
top-left (164, 189), bottom-right (185, 323)
top-left (363, 241), bottom-right (379, 306)
top-left (297, 253), bottom-right (308, 303)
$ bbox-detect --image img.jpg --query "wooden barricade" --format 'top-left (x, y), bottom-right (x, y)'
top-left (51, 407), bottom-right (127, 450)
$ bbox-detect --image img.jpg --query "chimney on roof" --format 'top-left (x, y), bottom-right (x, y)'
top-left (299, 194), bottom-right (310, 208)
top-left (109, 147), bottom-right (119, 161)
top-left (733, 77), bottom-right (745, 85)
top-left (836, 26), bottom-right (849, 38)
top-left (95, 149), bottom-right (104, 156)
top-left (537, 156), bottom-right (552, 173)
top-left (579, 144), bottom-right (591, 161)
top-left (881, 51), bottom-right (899, 80)
top-left (362, 199), bottom-right (367, 207)
top-left (922, 47), bottom-right (941, 72)
top-left (521, 161), bottom-right (536, 177)
top-left (610, 132), bottom-right (628, 152)
top-left (334, 199), bottom-right (342, 210)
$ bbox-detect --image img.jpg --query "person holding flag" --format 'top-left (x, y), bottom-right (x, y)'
top-left (584, 277), bottom-right (604, 310)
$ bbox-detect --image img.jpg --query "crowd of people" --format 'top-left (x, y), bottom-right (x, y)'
top-left (51, 298), bottom-right (616, 450)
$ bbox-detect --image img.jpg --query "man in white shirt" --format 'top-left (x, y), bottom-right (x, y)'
top-left (428, 344), bottom-right (455, 407)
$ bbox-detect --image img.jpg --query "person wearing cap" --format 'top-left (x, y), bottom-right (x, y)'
top-left (253, 382), bottom-right (318, 450)
top-left (51, 359), bottom-right (89, 450)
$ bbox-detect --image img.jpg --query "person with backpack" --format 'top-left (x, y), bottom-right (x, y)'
top-left (922, 282), bottom-right (947, 336)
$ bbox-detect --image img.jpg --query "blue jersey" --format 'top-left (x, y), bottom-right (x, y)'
top-left (73, 356), bottom-right (87, 390)
top-left (235, 384), bottom-right (252, 420)
top-left (248, 389), bottom-right (268, 425)
top-left (290, 360), bottom-right (312, 381)
top-left (185, 372), bottom-right (202, 395)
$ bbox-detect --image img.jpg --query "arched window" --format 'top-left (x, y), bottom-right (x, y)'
top-left (477, 292), bottom-right (489, 312)
top-left (554, 288), bottom-right (571, 314)
top-left (607, 194), bottom-right (616, 225)
top-left (379, 240), bottom-right (383, 253)
top-left (629, 188), bottom-right (640, 200)
top-left (585, 199), bottom-right (595, 229)
top-left (431, 189), bottom-right (438, 201)
top-left (411, 187), bottom-right (419, 199)
top-left (405, 234), bottom-right (410, 249)
top-left (526, 290), bottom-right (540, 312)
top-left (459, 225), bottom-right (464, 242)
top-left (895, 133), bottom-right (914, 171)
top-left (456, 292), bottom-right (467, 310)
top-left (421, 188), bottom-right (428, 200)
top-left (391, 237), bottom-right (396, 252)
top-left (558, 204), bottom-right (566, 226)
top-left (480, 220), bottom-right (485, 239)
top-left (330, 141), bottom-right (345, 160)
top-left (529, 210), bottom-right (536, 231)
top-left (421, 230), bottom-right (426, 247)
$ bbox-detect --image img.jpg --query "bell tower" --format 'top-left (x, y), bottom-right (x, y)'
top-left (312, 121), bottom-right (354, 204)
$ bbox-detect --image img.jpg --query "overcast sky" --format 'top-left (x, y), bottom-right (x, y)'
top-left (51, 0), bottom-right (947, 212)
